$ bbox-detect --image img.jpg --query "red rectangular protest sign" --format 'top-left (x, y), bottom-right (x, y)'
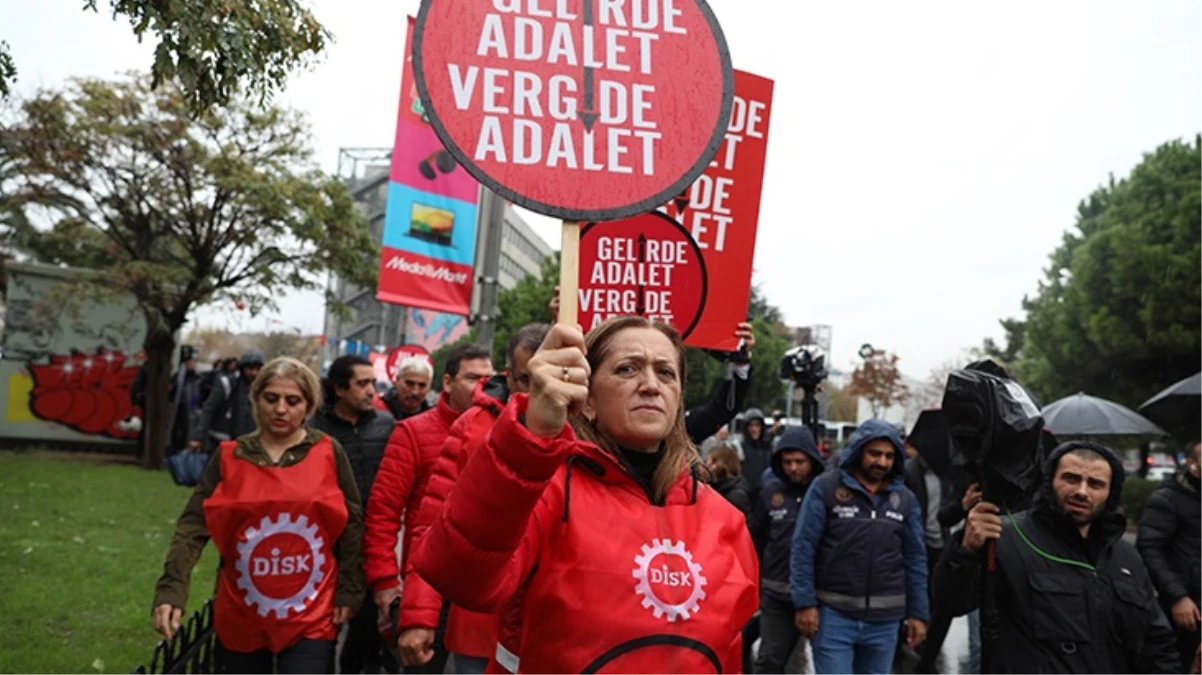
top-left (576, 70), bottom-right (773, 351)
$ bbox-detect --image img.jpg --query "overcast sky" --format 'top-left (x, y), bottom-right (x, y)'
top-left (4, 0), bottom-right (1199, 378)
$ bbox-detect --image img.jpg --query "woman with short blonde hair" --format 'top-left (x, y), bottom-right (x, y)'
top-left (152, 357), bottom-right (365, 674)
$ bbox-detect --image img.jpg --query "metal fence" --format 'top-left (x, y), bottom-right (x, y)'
top-left (133, 599), bottom-right (220, 674)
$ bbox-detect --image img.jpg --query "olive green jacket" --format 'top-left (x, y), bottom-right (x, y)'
top-left (152, 428), bottom-right (366, 614)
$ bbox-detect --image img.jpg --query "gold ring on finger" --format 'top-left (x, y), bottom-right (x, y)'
top-left (561, 366), bottom-right (571, 382)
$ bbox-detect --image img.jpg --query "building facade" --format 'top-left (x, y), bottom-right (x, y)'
top-left (323, 164), bottom-right (553, 353)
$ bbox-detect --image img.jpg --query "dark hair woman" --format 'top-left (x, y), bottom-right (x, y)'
top-left (152, 357), bottom-right (365, 674)
top-left (413, 317), bottom-right (758, 673)
top-left (706, 444), bottom-right (753, 526)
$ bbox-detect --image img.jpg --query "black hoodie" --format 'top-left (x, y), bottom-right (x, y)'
top-left (739, 407), bottom-right (773, 494)
top-left (935, 441), bottom-right (1181, 674)
top-left (753, 426), bottom-right (824, 602)
top-left (1137, 468), bottom-right (1201, 609)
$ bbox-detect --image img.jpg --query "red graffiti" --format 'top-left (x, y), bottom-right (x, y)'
top-left (27, 349), bottom-right (141, 438)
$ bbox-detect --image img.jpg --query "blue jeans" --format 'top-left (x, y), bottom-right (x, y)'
top-left (812, 606), bottom-right (899, 675)
top-left (967, 609), bottom-right (981, 674)
top-left (450, 653), bottom-right (489, 674)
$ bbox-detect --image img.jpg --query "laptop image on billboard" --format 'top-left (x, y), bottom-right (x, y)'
top-left (409, 202), bottom-right (454, 246)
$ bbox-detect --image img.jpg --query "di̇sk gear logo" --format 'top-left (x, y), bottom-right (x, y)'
top-left (632, 538), bottom-right (708, 622)
top-left (235, 513), bottom-right (326, 618)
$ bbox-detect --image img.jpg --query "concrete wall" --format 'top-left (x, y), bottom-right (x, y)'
top-left (0, 263), bottom-right (147, 447)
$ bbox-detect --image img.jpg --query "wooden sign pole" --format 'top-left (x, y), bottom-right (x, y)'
top-left (558, 221), bottom-right (581, 326)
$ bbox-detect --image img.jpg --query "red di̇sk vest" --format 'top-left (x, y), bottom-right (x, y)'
top-left (518, 453), bottom-right (759, 673)
top-left (203, 437), bottom-right (348, 653)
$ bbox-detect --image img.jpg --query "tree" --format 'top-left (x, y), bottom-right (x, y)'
top-left (847, 348), bottom-right (910, 419)
top-left (747, 284), bottom-right (783, 326)
top-left (823, 382), bottom-right (859, 422)
top-left (490, 256), bottom-right (559, 366)
top-left (977, 317), bottom-right (1026, 380)
top-left (0, 75), bottom-right (377, 469)
top-left (0, 41), bottom-right (14, 99)
top-left (1013, 136), bottom-right (1201, 409)
top-left (912, 354), bottom-right (973, 412)
top-left (1, 1), bottom-right (328, 112)
top-left (682, 297), bottom-right (790, 414)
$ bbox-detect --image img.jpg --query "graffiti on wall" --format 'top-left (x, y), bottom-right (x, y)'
top-left (2, 263), bottom-right (148, 445)
top-left (404, 308), bottom-right (468, 352)
top-left (25, 349), bottom-right (141, 438)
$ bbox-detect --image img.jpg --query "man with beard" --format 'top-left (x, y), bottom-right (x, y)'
top-left (1138, 440), bottom-right (1201, 672)
top-left (753, 426), bottom-right (824, 674)
top-left (379, 356), bottom-right (433, 421)
top-left (312, 355), bottom-right (397, 674)
top-left (791, 420), bottom-right (928, 674)
top-left (937, 441), bottom-right (1181, 673)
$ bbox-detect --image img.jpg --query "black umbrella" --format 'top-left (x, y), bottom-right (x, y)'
top-left (1139, 372), bottom-right (1201, 430)
top-left (1043, 392), bottom-right (1166, 437)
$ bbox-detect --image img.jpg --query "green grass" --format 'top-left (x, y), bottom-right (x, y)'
top-left (0, 451), bottom-right (219, 674)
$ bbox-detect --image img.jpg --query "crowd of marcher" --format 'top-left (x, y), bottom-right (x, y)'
top-left (147, 305), bottom-right (1200, 674)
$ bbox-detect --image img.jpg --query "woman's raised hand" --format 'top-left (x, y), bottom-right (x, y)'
top-left (526, 324), bottom-right (590, 437)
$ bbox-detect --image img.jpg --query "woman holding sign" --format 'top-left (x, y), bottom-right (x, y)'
top-left (413, 316), bottom-right (758, 673)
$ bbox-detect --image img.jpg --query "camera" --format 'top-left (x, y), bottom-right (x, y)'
top-left (779, 344), bottom-right (828, 389)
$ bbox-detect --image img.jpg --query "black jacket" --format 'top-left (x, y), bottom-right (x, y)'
top-left (190, 373), bottom-right (253, 444)
top-left (712, 475), bottom-right (753, 527)
top-left (739, 408), bottom-right (773, 493)
top-left (685, 362), bottom-right (752, 445)
top-left (1137, 470), bottom-right (1201, 608)
top-left (754, 426), bottom-right (823, 603)
top-left (904, 455), bottom-right (962, 549)
top-left (165, 367), bottom-right (201, 452)
top-left (310, 406), bottom-right (396, 506)
top-left (935, 441), bottom-right (1181, 674)
top-left (380, 389), bottom-right (431, 422)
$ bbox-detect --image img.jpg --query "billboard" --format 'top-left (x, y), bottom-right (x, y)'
top-left (376, 16), bottom-right (481, 315)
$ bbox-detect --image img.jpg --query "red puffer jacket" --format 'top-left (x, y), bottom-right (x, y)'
top-left (414, 395), bottom-right (759, 674)
top-left (401, 377), bottom-right (509, 657)
top-left (363, 391), bottom-right (460, 592)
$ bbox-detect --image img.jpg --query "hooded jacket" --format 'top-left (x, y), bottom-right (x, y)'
top-left (310, 405), bottom-right (396, 508)
top-left (935, 441), bottom-right (1181, 674)
top-left (740, 408), bottom-right (774, 494)
top-left (190, 349), bottom-right (263, 445)
top-left (790, 419), bottom-right (929, 623)
top-left (754, 426), bottom-right (824, 603)
top-left (1137, 468), bottom-right (1201, 609)
top-left (413, 395), bottom-right (759, 673)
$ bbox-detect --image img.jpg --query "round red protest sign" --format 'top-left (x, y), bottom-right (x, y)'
top-left (385, 344), bottom-right (434, 381)
top-left (577, 212), bottom-right (707, 337)
top-left (413, 0), bottom-right (734, 222)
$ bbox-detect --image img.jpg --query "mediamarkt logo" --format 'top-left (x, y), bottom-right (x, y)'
top-left (385, 255), bottom-right (469, 284)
